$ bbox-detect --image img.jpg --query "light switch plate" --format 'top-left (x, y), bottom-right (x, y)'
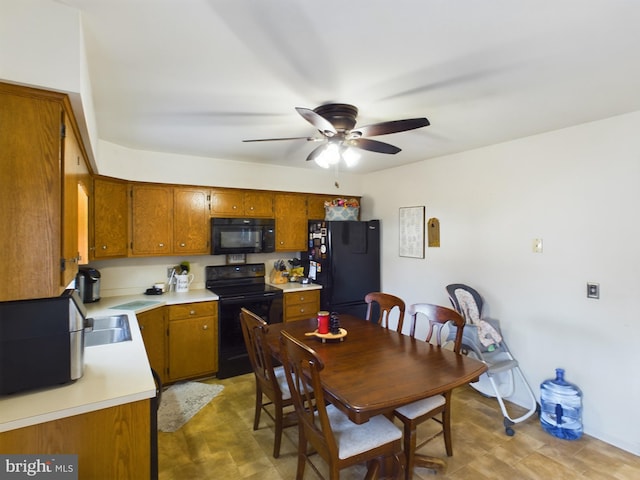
top-left (587, 282), bottom-right (600, 299)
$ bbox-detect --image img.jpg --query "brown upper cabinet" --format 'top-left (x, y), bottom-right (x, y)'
top-left (0, 82), bottom-right (92, 301)
top-left (274, 193), bottom-right (308, 252)
top-left (173, 187), bottom-right (210, 254)
top-left (211, 188), bottom-right (273, 217)
top-left (131, 184), bottom-right (174, 256)
top-left (92, 177), bottom-right (129, 259)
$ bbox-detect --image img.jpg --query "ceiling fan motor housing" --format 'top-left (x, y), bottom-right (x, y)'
top-left (313, 103), bottom-right (358, 132)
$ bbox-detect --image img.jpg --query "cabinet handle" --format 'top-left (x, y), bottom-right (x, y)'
top-left (249, 206), bottom-right (254, 210)
top-left (232, 205), bottom-right (237, 210)
top-left (299, 308), bottom-right (305, 313)
top-left (158, 243), bottom-right (164, 247)
top-left (140, 325), bottom-right (144, 330)
top-left (202, 324), bottom-right (209, 330)
top-left (180, 242), bottom-right (186, 247)
top-left (101, 245), bottom-right (107, 250)
top-left (300, 296), bottom-right (305, 301)
top-left (190, 310), bottom-right (196, 315)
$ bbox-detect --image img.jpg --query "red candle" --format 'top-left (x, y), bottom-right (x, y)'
top-left (317, 311), bottom-right (330, 334)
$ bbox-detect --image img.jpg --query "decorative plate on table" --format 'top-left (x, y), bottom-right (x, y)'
top-left (305, 328), bottom-right (348, 343)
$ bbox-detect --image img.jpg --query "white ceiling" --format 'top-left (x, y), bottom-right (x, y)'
top-left (58, 0), bottom-right (640, 173)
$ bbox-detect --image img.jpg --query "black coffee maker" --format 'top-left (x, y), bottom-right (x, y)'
top-left (76, 267), bottom-right (101, 303)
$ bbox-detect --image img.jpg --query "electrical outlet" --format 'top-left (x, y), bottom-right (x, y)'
top-left (532, 238), bottom-right (543, 253)
top-left (587, 282), bottom-right (600, 299)
top-left (167, 266), bottom-right (175, 278)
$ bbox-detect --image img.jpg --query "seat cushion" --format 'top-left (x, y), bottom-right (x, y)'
top-left (394, 394), bottom-right (446, 419)
top-left (273, 365), bottom-right (292, 400)
top-left (325, 405), bottom-right (402, 460)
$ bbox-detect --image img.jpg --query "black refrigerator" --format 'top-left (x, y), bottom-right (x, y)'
top-left (303, 219), bottom-right (380, 319)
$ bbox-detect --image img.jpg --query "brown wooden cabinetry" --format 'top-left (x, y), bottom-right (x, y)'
top-left (168, 301), bottom-right (218, 381)
top-left (131, 184), bottom-right (173, 256)
top-left (0, 82), bottom-right (91, 301)
top-left (307, 194), bottom-right (334, 220)
top-left (137, 307), bottom-right (168, 384)
top-left (275, 193), bottom-right (308, 252)
top-left (92, 177), bottom-right (129, 259)
top-left (284, 289), bottom-right (321, 322)
top-left (211, 188), bottom-right (274, 217)
top-left (173, 187), bottom-right (210, 254)
top-left (0, 400), bottom-right (151, 479)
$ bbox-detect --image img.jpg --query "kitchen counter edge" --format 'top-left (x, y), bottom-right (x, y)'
top-left (0, 289), bottom-right (218, 433)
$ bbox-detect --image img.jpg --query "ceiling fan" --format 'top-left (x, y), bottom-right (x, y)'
top-left (243, 103), bottom-right (429, 167)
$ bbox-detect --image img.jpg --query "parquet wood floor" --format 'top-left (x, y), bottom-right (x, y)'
top-left (158, 374), bottom-right (640, 479)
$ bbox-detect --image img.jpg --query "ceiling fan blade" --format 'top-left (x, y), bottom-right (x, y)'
top-left (350, 117), bottom-right (430, 138)
top-left (243, 136), bottom-right (318, 142)
top-left (305, 143), bottom-right (329, 162)
top-left (348, 138), bottom-right (401, 154)
top-left (295, 107), bottom-right (338, 136)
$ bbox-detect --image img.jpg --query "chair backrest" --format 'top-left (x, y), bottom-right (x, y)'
top-left (364, 292), bottom-right (405, 332)
top-left (445, 283), bottom-right (484, 325)
top-left (240, 308), bottom-right (279, 394)
top-left (406, 303), bottom-right (465, 353)
top-left (279, 330), bottom-right (338, 461)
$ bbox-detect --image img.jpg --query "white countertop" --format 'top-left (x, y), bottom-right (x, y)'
top-left (0, 289), bottom-right (218, 433)
top-left (268, 281), bottom-right (322, 293)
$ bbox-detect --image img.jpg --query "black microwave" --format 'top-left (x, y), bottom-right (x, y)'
top-left (211, 218), bottom-right (276, 255)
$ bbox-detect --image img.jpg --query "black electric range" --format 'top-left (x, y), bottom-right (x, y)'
top-left (205, 263), bottom-right (283, 378)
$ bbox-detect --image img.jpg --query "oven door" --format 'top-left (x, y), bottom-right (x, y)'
top-left (217, 294), bottom-right (283, 379)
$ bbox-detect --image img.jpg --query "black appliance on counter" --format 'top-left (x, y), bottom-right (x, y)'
top-left (76, 266), bottom-right (101, 303)
top-left (206, 263), bottom-right (283, 379)
top-left (0, 289), bottom-right (87, 395)
top-left (303, 220), bottom-right (381, 319)
top-left (210, 217), bottom-right (276, 255)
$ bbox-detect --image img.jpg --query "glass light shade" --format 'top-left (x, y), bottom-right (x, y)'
top-left (341, 147), bottom-right (360, 167)
top-left (314, 143), bottom-right (341, 168)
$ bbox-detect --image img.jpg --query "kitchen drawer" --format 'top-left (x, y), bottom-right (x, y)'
top-left (168, 301), bottom-right (217, 320)
top-left (285, 289), bottom-right (320, 306)
top-left (285, 302), bottom-right (318, 320)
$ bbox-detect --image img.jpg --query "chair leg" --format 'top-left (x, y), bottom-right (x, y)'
top-left (442, 409), bottom-right (453, 457)
top-left (295, 431), bottom-right (307, 480)
top-left (272, 401), bottom-right (283, 458)
top-left (364, 458), bottom-right (380, 480)
top-left (403, 422), bottom-right (417, 480)
top-left (253, 383), bottom-right (262, 431)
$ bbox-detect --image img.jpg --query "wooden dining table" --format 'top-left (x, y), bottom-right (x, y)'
top-left (265, 314), bottom-right (488, 473)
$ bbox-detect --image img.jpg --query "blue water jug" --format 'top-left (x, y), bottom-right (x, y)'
top-left (540, 368), bottom-right (583, 440)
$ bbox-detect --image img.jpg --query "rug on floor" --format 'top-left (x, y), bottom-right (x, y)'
top-left (157, 381), bottom-right (224, 432)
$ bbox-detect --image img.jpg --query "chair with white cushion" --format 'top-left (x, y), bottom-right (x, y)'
top-left (280, 330), bottom-right (404, 480)
top-left (240, 308), bottom-right (296, 458)
top-left (393, 303), bottom-right (465, 480)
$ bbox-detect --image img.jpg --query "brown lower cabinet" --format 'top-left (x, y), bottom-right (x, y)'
top-left (0, 400), bottom-right (151, 479)
top-left (284, 289), bottom-right (321, 322)
top-left (137, 302), bottom-right (219, 384)
top-left (167, 302), bottom-right (218, 382)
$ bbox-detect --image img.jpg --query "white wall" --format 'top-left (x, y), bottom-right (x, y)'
top-left (97, 140), bottom-right (363, 194)
top-left (363, 111), bottom-right (640, 455)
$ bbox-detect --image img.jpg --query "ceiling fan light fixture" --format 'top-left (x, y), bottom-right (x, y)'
top-left (314, 143), bottom-right (341, 168)
top-left (342, 147), bottom-right (360, 167)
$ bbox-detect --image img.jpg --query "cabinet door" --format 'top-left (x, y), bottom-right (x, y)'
top-left (275, 193), bottom-right (308, 252)
top-left (0, 85), bottom-right (62, 301)
top-left (168, 316), bottom-right (216, 381)
top-left (174, 187), bottom-right (210, 254)
top-left (137, 307), bottom-right (167, 384)
top-left (211, 190), bottom-right (244, 216)
top-left (131, 185), bottom-right (173, 256)
top-left (307, 194), bottom-right (334, 220)
top-left (244, 191), bottom-right (274, 217)
top-left (61, 115), bottom-right (83, 287)
top-left (93, 178), bottom-right (129, 259)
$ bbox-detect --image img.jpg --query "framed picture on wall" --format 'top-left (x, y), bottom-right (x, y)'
top-left (399, 206), bottom-right (425, 258)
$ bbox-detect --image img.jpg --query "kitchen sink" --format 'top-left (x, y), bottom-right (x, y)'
top-left (85, 314), bottom-right (132, 347)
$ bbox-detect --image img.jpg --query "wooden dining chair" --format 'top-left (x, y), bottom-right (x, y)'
top-left (365, 292), bottom-right (406, 332)
top-left (239, 308), bottom-right (297, 458)
top-left (393, 303), bottom-right (465, 480)
top-left (279, 330), bottom-right (404, 480)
